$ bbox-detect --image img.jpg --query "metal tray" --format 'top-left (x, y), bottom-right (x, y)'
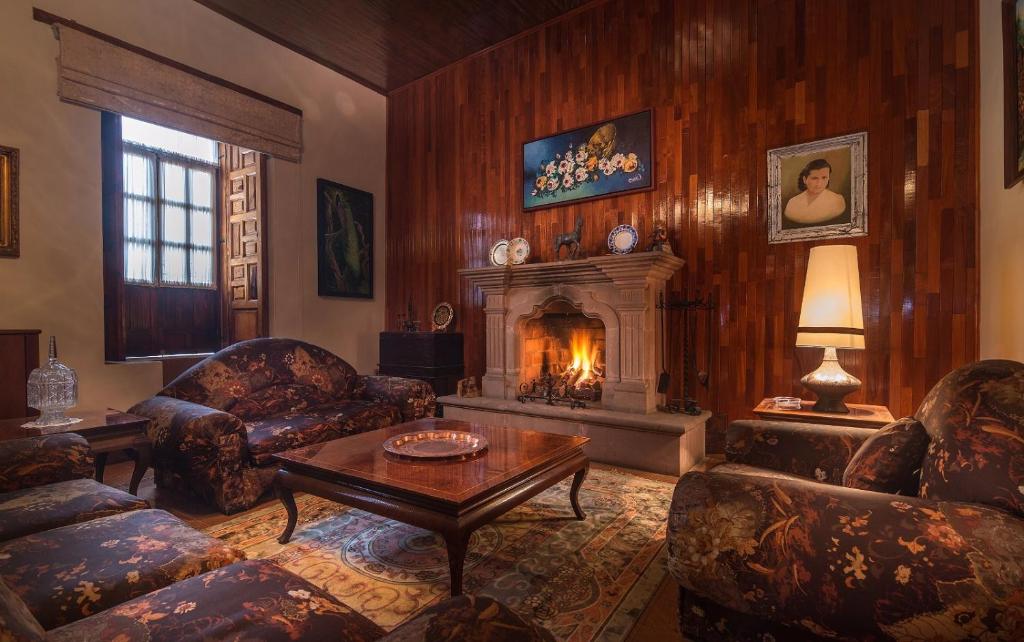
top-left (382, 430), bottom-right (488, 459)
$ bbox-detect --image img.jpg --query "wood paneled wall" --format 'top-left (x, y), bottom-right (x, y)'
top-left (386, 0), bottom-right (979, 449)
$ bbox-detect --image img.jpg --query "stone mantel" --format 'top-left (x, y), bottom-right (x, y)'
top-left (460, 251), bottom-right (684, 414)
top-left (459, 251), bottom-right (685, 291)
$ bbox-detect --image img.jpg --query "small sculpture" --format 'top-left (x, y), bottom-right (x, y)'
top-left (648, 225), bottom-right (673, 254)
top-left (554, 215), bottom-right (584, 260)
top-left (456, 377), bottom-right (479, 398)
top-left (397, 302), bottom-right (420, 333)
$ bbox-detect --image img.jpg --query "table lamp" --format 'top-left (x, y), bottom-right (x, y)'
top-left (796, 244), bottom-right (864, 413)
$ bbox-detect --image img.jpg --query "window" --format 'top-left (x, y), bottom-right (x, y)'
top-left (121, 117), bottom-right (218, 287)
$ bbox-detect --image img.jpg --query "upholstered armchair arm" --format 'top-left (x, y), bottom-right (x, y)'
top-left (668, 471), bottom-right (1024, 641)
top-left (725, 420), bottom-right (875, 484)
top-left (129, 396), bottom-right (250, 512)
top-left (358, 375), bottom-right (436, 421)
top-left (0, 433), bottom-right (94, 493)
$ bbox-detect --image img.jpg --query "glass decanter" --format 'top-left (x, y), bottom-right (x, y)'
top-left (25, 336), bottom-right (81, 427)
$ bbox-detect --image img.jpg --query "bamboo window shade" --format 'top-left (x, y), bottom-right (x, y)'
top-left (51, 22), bottom-right (302, 162)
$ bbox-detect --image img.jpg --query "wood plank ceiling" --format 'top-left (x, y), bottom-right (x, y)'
top-left (194, 0), bottom-right (593, 93)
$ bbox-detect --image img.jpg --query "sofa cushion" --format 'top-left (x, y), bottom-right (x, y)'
top-left (0, 580), bottom-right (44, 642)
top-left (245, 400), bottom-right (402, 465)
top-left (47, 559), bottom-right (384, 642)
top-left (842, 417), bottom-right (930, 495)
top-left (0, 478), bottom-right (149, 541)
top-left (0, 509), bottom-right (244, 630)
top-left (227, 383), bottom-right (331, 422)
top-left (915, 359), bottom-right (1024, 518)
top-left (161, 338), bottom-right (360, 411)
top-left (0, 433), bottom-right (93, 494)
top-left (381, 595), bottom-right (555, 642)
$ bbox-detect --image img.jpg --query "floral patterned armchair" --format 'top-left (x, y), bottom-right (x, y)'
top-left (667, 360), bottom-right (1024, 641)
top-left (130, 338), bottom-right (436, 513)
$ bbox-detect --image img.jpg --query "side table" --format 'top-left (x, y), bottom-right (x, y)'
top-left (753, 398), bottom-right (895, 429)
top-left (0, 409), bottom-right (152, 495)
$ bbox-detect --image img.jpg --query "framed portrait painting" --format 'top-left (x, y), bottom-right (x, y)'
top-left (316, 178), bottom-right (373, 298)
top-left (1005, 0), bottom-right (1024, 188)
top-left (767, 132), bottom-right (867, 244)
top-left (0, 145), bottom-right (18, 258)
top-left (522, 110), bottom-right (653, 211)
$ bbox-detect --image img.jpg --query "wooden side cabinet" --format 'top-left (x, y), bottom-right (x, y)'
top-left (379, 332), bottom-right (464, 396)
top-left (0, 329), bottom-right (40, 419)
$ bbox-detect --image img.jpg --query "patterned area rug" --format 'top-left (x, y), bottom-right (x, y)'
top-left (204, 466), bottom-right (674, 641)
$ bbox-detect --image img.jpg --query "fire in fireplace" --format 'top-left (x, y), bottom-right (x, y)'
top-left (518, 303), bottom-right (605, 408)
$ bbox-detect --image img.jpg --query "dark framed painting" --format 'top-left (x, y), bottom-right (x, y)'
top-left (522, 109), bottom-right (653, 211)
top-left (0, 145), bottom-right (18, 258)
top-left (317, 178), bottom-right (373, 298)
top-left (767, 132), bottom-right (868, 244)
top-left (1006, 0), bottom-right (1024, 188)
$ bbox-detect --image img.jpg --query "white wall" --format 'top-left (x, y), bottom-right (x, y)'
top-left (0, 0), bottom-right (387, 411)
top-left (981, 0), bottom-right (1024, 361)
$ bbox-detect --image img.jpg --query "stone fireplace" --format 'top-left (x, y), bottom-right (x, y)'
top-left (438, 251), bottom-right (708, 476)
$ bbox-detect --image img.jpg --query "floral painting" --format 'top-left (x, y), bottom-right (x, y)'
top-left (317, 179), bottom-right (372, 298)
top-left (523, 110), bottom-right (653, 211)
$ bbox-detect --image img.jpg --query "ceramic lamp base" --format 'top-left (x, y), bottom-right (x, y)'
top-left (800, 346), bottom-right (861, 414)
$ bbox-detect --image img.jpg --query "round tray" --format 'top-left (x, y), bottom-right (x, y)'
top-left (383, 430), bottom-right (488, 459)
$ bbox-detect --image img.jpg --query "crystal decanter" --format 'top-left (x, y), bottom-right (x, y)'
top-left (25, 336), bottom-right (81, 427)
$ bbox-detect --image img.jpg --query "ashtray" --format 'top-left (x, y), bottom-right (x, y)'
top-left (772, 396), bottom-right (802, 410)
top-left (383, 430), bottom-right (488, 459)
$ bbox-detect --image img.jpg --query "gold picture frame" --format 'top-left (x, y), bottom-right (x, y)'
top-left (0, 145), bottom-right (19, 258)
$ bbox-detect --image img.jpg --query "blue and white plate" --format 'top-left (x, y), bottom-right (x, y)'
top-left (607, 224), bottom-right (638, 254)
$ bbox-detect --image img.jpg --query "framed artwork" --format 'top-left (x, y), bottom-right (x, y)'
top-left (316, 178), bottom-right (373, 298)
top-left (523, 109), bottom-right (653, 211)
top-left (1006, 0), bottom-right (1024, 188)
top-left (767, 132), bottom-right (867, 244)
top-left (0, 145), bottom-right (18, 258)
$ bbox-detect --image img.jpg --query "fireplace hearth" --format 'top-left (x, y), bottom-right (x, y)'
top-left (438, 251), bottom-right (708, 476)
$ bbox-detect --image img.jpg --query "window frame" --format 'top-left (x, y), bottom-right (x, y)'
top-left (121, 140), bottom-right (219, 289)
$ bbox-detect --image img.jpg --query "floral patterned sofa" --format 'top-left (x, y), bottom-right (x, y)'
top-left (667, 360), bottom-right (1024, 641)
top-left (130, 337), bottom-right (436, 513)
top-left (0, 432), bottom-right (148, 541)
top-left (0, 435), bottom-right (553, 642)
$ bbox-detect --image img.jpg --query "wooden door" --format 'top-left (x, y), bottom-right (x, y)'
top-left (220, 144), bottom-right (268, 344)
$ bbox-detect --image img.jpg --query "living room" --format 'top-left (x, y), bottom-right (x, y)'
top-left (1, 0), bottom-right (1022, 640)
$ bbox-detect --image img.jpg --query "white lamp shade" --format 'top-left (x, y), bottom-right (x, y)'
top-left (796, 244), bottom-right (865, 349)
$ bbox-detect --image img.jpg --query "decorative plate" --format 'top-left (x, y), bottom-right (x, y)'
top-left (383, 430), bottom-right (488, 459)
top-left (607, 224), bottom-right (638, 254)
top-left (489, 239), bottom-right (509, 266)
top-left (431, 302), bottom-right (454, 332)
top-left (508, 237), bottom-right (530, 264)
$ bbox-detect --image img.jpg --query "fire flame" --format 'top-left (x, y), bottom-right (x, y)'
top-left (569, 330), bottom-right (601, 383)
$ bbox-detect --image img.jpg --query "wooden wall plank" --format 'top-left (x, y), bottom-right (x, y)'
top-left (386, 0), bottom-right (980, 450)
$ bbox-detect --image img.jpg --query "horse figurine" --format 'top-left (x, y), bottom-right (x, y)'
top-left (554, 215), bottom-right (584, 260)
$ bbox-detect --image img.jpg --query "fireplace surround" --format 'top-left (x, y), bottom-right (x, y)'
top-left (438, 251), bottom-right (707, 475)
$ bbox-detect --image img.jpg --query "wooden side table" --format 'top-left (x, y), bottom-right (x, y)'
top-left (753, 398), bottom-right (895, 429)
top-left (0, 410), bottom-right (152, 495)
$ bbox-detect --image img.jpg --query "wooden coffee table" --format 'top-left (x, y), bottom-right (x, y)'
top-left (271, 418), bottom-right (589, 596)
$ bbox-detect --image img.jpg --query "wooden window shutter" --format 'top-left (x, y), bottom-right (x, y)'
top-left (220, 144), bottom-right (268, 344)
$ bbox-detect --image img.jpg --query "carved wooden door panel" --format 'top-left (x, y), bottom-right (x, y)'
top-left (220, 144), bottom-right (268, 344)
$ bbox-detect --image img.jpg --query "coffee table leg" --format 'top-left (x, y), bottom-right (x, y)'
top-left (94, 452), bottom-right (109, 483)
top-left (128, 443), bottom-right (152, 496)
top-left (275, 473), bottom-right (298, 544)
top-left (444, 531), bottom-right (471, 596)
top-left (570, 463), bottom-right (589, 520)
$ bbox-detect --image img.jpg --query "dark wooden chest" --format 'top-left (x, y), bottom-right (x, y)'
top-left (378, 332), bottom-right (464, 396)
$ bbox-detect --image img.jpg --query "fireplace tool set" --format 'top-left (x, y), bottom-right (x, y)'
top-left (657, 290), bottom-right (714, 416)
